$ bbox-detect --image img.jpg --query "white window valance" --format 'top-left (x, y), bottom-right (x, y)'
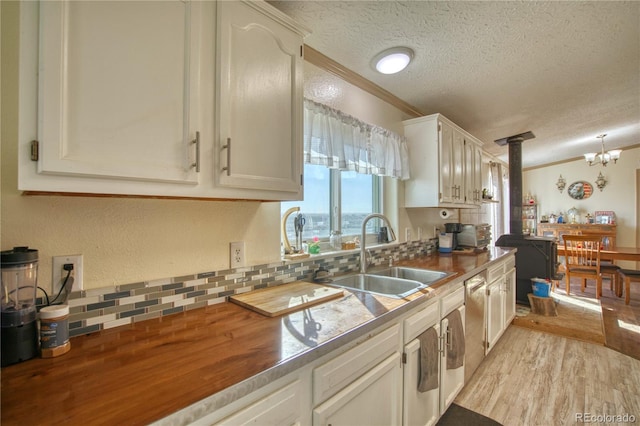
top-left (303, 98), bottom-right (410, 180)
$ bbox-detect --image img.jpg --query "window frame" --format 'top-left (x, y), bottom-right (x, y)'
top-left (281, 165), bottom-right (383, 250)
top-left (331, 169), bottom-right (382, 239)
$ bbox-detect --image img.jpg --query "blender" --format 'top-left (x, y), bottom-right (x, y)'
top-left (1, 247), bottom-right (39, 366)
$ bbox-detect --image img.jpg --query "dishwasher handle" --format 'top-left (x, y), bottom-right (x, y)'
top-left (466, 277), bottom-right (486, 293)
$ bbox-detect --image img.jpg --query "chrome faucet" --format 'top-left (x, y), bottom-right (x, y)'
top-left (360, 213), bottom-right (397, 273)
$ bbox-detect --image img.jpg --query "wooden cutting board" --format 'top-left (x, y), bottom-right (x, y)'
top-left (229, 281), bottom-right (344, 317)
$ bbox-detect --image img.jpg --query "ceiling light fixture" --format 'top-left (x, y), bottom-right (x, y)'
top-left (372, 47), bottom-right (414, 74)
top-left (584, 134), bottom-right (621, 166)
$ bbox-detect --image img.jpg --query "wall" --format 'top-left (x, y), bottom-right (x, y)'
top-left (523, 146), bottom-right (640, 248)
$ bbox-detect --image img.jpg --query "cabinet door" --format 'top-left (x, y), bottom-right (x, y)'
top-left (313, 352), bottom-right (402, 426)
top-left (438, 121), bottom-right (455, 203)
top-left (403, 325), bottom-right (441, 426)
top-left (472, 143), bottom-right (483, 204)
top-left (37, 1), bottom-right (200, 184)
top-left (486, 280), bottom-right (504, 353)
top-left (504, 267), bottom-right (517, 325)
top-left (440, 305), bottom-right (465, 415)
top-left (217, 1), bottom-right (303, 196)
top-left (451, 130), bottom-right (465, 203)
top-left (463, 139), bottom-right (474, 204)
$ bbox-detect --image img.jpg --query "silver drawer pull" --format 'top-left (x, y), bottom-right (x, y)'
top-left (222, 137), bottom-right (231, 176)
top-left (190, 131), bottom-right (200, 172)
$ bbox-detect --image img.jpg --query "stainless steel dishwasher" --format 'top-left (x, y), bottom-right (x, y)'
top-left (464, 271), bottom-right (487, 383)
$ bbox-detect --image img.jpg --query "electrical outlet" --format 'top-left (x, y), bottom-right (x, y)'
top-left (230, 241), bottom-right (245, 268)
top-left (405, 228), bottom-right (411, 242)
top-left (52, 254), bottom-right (83, 295)
top-left (417, 227), bottom-right (423, 241)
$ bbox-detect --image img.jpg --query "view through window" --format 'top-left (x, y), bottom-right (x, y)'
top-left (282, 164), bottom-right (379, 246)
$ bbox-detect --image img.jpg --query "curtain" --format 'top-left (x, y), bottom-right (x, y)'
top-left (490, 162), bottom-right (509, 237)
top-left (303, 98), bottom-right (410, 180)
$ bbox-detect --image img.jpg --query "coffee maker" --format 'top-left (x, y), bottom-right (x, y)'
top-left (445, 223), bottom-right (463, 251)
top-left (1, 247), bottom-right (39, 366)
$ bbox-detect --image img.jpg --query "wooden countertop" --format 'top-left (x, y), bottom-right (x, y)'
top-left (0, 248), bottom-right (513, 425)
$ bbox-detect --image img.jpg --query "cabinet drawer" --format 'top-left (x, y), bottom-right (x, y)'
top-left (440, 285), bottom-right (465, 317)
top-left (313, 324), bottom-right (400, 404)
top-left (403, 301), bottom-right (439, 343)
top-left (505, 255), bottom-right (516, 271)
top-left (487, 261), bottom-right (505, 283)
top-left (215, 379), bottom-right (303, 425)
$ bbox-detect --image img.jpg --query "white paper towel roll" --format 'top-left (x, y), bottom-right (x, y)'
top-left (439, 209), bottom-right (453, 219)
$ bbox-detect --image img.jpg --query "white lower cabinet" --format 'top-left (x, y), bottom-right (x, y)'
top-left (215, 379), bottom-right (305, 426)
top-left (402, 301), bottom-right (441, 426)
top-left (439, 289), bottom-right (466, 416)
top-left (402, 285), bottom-right (465, 426)
top-left (486, 255), bottom-right (516, 354)
top-left (312, 324), bottom-right (402, 426)
top-left (504, 262), bottom-right (517, 325)
top-left (313, 352), bottom-right (402, 425)
top-left (486, 278), bottom-right (504, 352)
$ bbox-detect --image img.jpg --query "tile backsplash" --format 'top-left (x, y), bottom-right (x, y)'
top-left (47, 239), bottom-right (436, 338)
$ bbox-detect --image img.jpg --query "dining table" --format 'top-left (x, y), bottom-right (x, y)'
top-left (557, 245), bottom-right (640, 262)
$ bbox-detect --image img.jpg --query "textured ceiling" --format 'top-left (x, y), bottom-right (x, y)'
top-left (269, 1), bottom-right (640, 169)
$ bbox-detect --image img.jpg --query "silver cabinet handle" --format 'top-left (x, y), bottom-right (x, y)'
top-left (190, 131), bottom-right (200, 172)
top-left (222, 137), bottom-right (231, 176)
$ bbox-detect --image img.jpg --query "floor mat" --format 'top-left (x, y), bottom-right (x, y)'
top-left (437, 403), bottom-right (502, 426)
top-left (512, 289), bottom-right (605, 345)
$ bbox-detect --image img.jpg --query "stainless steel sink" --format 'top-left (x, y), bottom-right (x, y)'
top-left (330, 273), bottom-right (426, 299)
top-left (368, 267), bottom-right (453, 285)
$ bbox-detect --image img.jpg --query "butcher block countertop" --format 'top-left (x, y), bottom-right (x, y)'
top-left (1, 248), bottom-right (514, 425)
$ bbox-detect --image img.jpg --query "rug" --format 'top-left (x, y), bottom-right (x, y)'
top-left (512, 289), bottom-right (605, 345)
top-left (437, 403), bottom-right (502, 426)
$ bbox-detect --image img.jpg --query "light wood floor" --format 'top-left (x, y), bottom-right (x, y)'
top-left (456, 325), bottom-right (640, 426)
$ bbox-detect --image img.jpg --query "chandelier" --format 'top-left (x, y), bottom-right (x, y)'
top-left (584, 134), bottom-right (621, 166)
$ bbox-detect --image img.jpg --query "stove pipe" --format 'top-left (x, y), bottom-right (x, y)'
top-left (508, 139), bottom-right (523, 235)
top-left (494, 131), bottom-right (535, 235)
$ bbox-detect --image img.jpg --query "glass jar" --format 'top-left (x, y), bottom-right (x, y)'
top-left (330, 231), bottom-right (342, 251)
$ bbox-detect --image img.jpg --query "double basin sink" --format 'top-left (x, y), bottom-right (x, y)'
top-left (330, 267), bottom-right (455, 299)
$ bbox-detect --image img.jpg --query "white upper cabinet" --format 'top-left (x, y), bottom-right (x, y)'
top-left (216, 1), bottom-right (307, 198)
top-left (36, 1), bottom-right (201, 184)
top-left (403, 114), bottom-right (484, 208)
top-left (463, 136), bottom-right (483, 205)
top-left (18, 0), bottom-right (308, 200)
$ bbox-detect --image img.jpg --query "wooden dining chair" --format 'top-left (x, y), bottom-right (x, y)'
top-left (562, 235), bottom-right (603, 298)
top-left (577, 230), bottom-right (620, 293)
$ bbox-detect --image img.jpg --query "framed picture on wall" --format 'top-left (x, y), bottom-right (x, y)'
top-left (595, 210), bottom-right (615, 224)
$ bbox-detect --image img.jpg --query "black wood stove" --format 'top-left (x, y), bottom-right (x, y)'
top-left (493, 132), bottom-right (560, 306)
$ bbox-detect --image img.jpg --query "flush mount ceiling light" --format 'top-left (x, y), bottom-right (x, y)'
top-left (584, 134), bottom-right (622, 166)
top-left (372, 47), bottom-right (414, 74)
